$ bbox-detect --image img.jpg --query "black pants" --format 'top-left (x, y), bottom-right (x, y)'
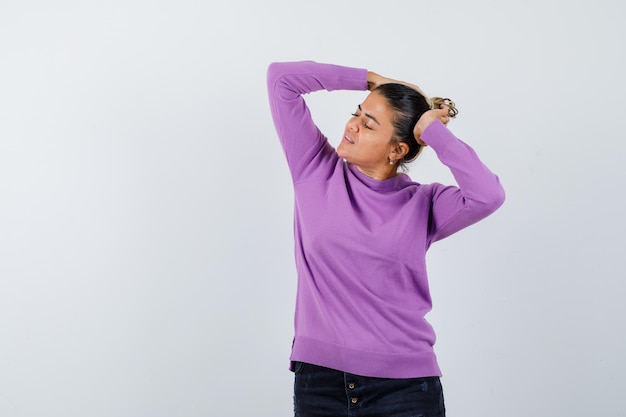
top-left (293, 362), bottom-right (446, 417)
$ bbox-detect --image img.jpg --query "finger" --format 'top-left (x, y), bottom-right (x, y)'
top-left (440, 104), bottom-right (451, 124)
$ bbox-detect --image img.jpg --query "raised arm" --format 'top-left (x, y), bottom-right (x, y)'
top-left (266, 61), bottom-right (368, 181)
top-left (419, 119), bottom-right (506, 243)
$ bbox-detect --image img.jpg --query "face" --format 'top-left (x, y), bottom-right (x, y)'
top-left (337, 91), bottom-right (398, 178)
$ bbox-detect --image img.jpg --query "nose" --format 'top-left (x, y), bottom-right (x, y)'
top-left (347, 118), bottom-right (359, 132)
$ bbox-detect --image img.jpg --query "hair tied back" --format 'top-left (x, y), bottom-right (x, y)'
top-left (430, 97), bottom-right (459, 118)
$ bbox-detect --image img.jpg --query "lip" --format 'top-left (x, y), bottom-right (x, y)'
top-left (343, 135), bottom-right (355, 144)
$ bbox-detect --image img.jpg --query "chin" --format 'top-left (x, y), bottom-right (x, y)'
top-left (337, 152), bottom-right (350, 163)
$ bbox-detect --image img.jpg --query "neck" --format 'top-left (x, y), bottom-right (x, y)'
top-left (355, 164), bottom-right (398, 181)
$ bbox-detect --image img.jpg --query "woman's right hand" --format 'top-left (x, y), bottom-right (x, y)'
top-left (367, 71), bottom-right (428, 97)
top-left (366, 71), bottom-right (387, 91)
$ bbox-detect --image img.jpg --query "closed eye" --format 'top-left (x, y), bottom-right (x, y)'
top-left (351, 112), bottom-right (373, 130)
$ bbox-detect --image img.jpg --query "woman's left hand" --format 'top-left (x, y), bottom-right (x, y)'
top-left (413, 105), bottom-right (450, 146)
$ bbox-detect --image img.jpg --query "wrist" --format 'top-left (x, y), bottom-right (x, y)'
top-left (367, 71), bottom-right (381, 90)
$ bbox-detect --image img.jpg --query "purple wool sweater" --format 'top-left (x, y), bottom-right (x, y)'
top-left (267, 61), bottom-right (505, 379)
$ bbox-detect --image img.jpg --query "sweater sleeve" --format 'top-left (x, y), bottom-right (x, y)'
top-left (266, 61), bottom-right (368, 182)
top-left (421, 120), bottom-right (506, 244)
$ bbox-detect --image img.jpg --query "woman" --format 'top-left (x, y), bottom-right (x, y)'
top-left (266, 61), bottom-right (505, 417)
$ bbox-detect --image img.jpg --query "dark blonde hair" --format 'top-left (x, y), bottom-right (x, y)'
top-left (430, 97), bottom-right (458, 118)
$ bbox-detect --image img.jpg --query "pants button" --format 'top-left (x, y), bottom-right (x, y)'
top-left (348, 383), bottom-right (355, 389)
top-left (351, 397), bottom-right (358, 404)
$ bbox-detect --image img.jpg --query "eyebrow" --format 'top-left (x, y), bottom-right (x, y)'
top-left (358, 104), bottom-right (381, 125)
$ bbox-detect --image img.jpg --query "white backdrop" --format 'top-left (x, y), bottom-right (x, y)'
top-left (1, 0), bottom-right (625, 416)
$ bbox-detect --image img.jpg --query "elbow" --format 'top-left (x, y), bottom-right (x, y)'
top-left (267, 61), bottom-right (294, 85)
top-left (479, 182), bottom-right (506, 216)
top-left (466, 180), bottom-right (505, 219)
top-left (491, 183), bottom-right (506, 210)
top-left (266, 62), bottom-right (282, 86)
